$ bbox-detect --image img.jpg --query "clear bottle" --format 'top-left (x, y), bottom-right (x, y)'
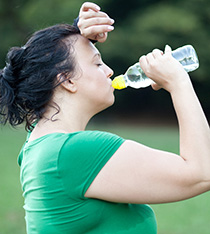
top-left (112, 45), bottom-right (199, 90)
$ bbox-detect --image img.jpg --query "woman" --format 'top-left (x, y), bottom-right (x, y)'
top-left (0, 2), bottom-right (210, 234)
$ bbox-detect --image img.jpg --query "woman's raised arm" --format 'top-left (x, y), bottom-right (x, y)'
top-left (85, 46), bottom-right (210, 204)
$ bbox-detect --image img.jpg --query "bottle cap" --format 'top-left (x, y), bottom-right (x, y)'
top-left (112, 75), bottom-right (126, 90)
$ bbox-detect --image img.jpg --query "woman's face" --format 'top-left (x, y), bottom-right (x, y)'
top-left (73, 35), bottom-right (114, 114)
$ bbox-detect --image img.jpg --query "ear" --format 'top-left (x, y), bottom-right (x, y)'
top-left (57, 74), bottom-right (77, 93)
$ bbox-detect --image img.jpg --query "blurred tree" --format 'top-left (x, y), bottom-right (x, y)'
top-left (97, 0), bottom-right (210, 117)
top-left (0, 0), bottom-right (85, 67)
top-left (0, 0), bottom-right (29, 66)
top-left (100, 1), bottom-right (209, 81)
top-left (19, 0), bottom-right (84, 30)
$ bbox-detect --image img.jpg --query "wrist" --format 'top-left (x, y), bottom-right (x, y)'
top-left (166, 73), bottom-right (192, 94)
top-left (73, 16), bottom-right (97, 44)
top-left (169, 76), bottom-right (194, 100)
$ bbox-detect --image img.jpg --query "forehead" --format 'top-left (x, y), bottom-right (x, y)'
top-left (74, 35), bottom-right (99, 61)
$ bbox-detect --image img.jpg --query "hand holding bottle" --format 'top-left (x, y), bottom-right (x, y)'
top-left (112, 45), bottom-right (199, 91)
top-left (139, 45), bottom-right (190, 93)
top-left (77, 2), bottom-right (114, 43)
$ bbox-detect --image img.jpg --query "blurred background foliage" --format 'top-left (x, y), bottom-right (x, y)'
top-left (0, 0), bottom-right (210, 122)
top-left (1, 1), bottom-right (210, 233)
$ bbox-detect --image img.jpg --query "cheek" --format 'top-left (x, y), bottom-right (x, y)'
top-left (78, 69), bottom-right (112, 97)
top-left (87, 74), bottom-right (108, 91)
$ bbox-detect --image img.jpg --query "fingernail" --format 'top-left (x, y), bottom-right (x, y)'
top-left (165, 44), bottom-right (171, 50)
top-left (108, 26), bottom-right (114, 30)
top-left (111, 19), bottom-right (115, 24)
top-left (95, 6), bottom-right (100, 11)
top-left (98, 33), bottom-right (104, 38)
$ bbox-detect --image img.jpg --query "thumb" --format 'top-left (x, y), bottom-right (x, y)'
top-left (98, 33), bottom-right (105, 38)
top-left (164, 45), bottom-right (172, 54)
top-left (96, 32), bottom-right (108, 43)
top-left (151, 82), bottom-right (162, 91)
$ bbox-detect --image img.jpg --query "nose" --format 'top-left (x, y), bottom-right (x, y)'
top-left (105, 64), bottom-right (114, 78)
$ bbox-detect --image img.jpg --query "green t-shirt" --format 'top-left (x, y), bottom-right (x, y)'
top-left (18, 131), bottom-right (157, 234)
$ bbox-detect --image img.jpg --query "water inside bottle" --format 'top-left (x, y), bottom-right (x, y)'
top-left (177, 56), bottom-right (199, 72)
top-left (172, 45), bottom-right (199, 73)
top-left (126, 63), bottom-right (153, 88)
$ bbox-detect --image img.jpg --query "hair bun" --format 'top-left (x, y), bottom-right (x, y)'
top-left (6, 46), bottom-right (25, 80)
top-left (0, 46), bottom-right (26, 126)
top-left (1, 24), bottom-right (79, 130)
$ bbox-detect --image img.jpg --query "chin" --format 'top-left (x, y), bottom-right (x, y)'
top-left (96, 96), bottom-right (115, 115)
top-left (105, 97), bottom-right (115, 111)
top-left (107, 94), bottom-right (115, 108)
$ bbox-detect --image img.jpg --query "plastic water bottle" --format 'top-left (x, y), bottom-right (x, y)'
top-left (112, 45), bottom-right (199, 90)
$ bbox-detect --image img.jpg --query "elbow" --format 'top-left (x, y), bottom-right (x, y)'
top-left (184, 163), bottom-right (210, 194)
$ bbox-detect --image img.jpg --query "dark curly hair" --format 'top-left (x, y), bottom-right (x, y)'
top-left (0, 24), bottom-right (80, 131)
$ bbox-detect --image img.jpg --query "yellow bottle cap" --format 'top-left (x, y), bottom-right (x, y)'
top-left (112, 75), bottom-right (126, 90)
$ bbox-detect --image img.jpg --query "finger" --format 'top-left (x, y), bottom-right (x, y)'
top-left (139, 55), bottom-right (148, 71)
top-left (98, 33), bottom-right (105, 38)
top-left (151, 82), bottom-right (162, 91)
top-left (80, 2), bottom-right (100, 13)
top-left (82, 25), bottom-right (114, 37)
top-left (80, 10), bottom-right (110, 20)
top-left (164, 45), bottom-right (172, 54)
top-left (146, 52), bottom-right (156, 64)
top-left (79, 17), bottom-right (114, 29)
top-left (140, 53), bottom-right (157, 79)
top-left (96, 33), bottom-right (107, 43)
top-left (152, 49), bottom-right (163, 58)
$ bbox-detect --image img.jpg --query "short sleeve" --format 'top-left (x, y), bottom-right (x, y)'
top-left (58, 131), bottom-right (125, 200)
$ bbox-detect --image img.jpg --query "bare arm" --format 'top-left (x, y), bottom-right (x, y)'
top-left (85, 46), bottom-right (210, 204)
top-left (142, 45), bottom-right (210, 180)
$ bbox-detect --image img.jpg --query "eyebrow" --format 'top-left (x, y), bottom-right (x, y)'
top-left (92, 53), bottom-right (101, 60)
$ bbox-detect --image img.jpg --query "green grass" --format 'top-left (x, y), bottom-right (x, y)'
top-left (0, 125), bottom-right (26, 234)
top-left (0, 122), bottom-right (209, 234)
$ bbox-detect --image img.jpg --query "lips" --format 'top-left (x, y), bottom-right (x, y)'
top-left (108, 78), bottom-right (112, 85)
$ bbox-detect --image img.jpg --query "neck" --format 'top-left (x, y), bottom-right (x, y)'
top-left (28, 107), bottom-right (92, 142)
top-left (30, 86), bottom-right (100, 140)
top-left (38, 103), bottom-right (93, 134)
